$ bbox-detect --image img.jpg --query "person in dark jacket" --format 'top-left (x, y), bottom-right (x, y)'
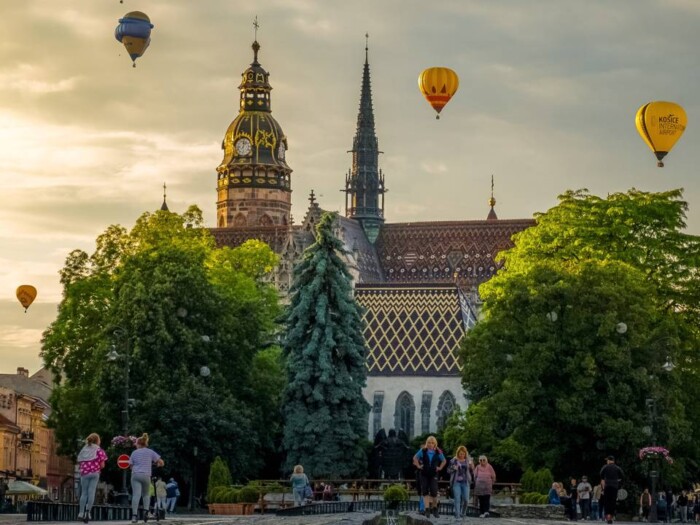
top-left (600, 456), bottom-right (624, 524)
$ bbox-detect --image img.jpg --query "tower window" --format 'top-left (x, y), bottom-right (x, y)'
top-left (436, 390), bottom-right (457, 431)
top-left (394, 391), bottom-right (415, 439)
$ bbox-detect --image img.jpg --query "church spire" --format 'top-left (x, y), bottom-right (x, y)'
top-left (342, 34), bottom-right (386, 243)
top-left (160, 182), bottom-right (169, 211)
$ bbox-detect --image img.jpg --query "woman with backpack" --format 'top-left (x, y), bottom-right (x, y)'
top-left (412, 435), bottom-right (446, 518)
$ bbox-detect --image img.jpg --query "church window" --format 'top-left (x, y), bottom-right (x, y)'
top-left (436, 390), bottom-right (457, 431)
top-left (233, 213), bottom-right (247, 227)
top-left (421, 391), bottom-right (433, 435)
top-left (259, 214), bottom-right (273, 226)
top-left (372, 391), bottom-right (384, 438)
top-left (394, 391), bottom-right (415, 438)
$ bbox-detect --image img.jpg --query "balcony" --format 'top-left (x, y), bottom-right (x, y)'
top-left (20, 430), bottom-right (34, 444)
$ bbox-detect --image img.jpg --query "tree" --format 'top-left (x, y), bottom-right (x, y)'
top-left (452, 189), bottom-right (700, 484)
top-left (282, 212), bottom-right (369, 478)
top-left (42, 207), bottom-right (282, 482)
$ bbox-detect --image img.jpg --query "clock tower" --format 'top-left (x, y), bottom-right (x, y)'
top-left (216, 39), bottom-right (292, 228)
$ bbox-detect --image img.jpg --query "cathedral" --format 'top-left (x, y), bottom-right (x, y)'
top-left (209, 38), bottom-right (534, 439)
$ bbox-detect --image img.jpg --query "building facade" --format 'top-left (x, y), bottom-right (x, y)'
top-left (0, 368), bottom-right (75, 501)
top-left (209, 38), bottom-right (534, 439)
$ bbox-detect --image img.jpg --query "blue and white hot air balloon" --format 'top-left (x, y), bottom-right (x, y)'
top-left (115, 11), bottom-right (154, 67)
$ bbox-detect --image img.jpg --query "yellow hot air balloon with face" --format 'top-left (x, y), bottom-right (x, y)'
top-left (635, 101), bottom-right (687, 167)
top-left (418, 67), bottom-right (459, 119)
top-left (16, 285), bottom-right (37, 312)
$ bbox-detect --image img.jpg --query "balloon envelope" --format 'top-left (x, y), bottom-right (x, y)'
top-left (418, 67), bottom-right (459, 119)
top-left (635, 101), bottom-right (687, 167)
top-left (16, 285), bottom-right (37, 311)
top-left (115, 11), bottom-right (154, 66)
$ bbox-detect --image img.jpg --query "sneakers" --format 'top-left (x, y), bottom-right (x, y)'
top-left (485, 511), bottom-right (490, 517)
top-left (131, 516), bottom-right (138, 524)
top-left (77, 514), bottom-right (83, 520)
top-left (83, 511), bottom-right (90, 524)
top-left (480, 514), bottom-right (486, 518)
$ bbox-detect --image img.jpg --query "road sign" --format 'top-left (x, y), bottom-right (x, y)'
top-left (117, 454), bottom-right (130, 470)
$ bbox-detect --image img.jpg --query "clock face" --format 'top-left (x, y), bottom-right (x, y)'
top-left (278, 143), bottom-right (286, 160)
top-left (235, 138), bottom-right (252, 156)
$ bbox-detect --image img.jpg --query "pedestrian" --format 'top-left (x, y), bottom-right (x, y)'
top-left (155, 477), bottom-right (167, 516)
top-left (548, 482), bottom-right (562, 505)
top-left (640, 488), bottom-right (652, 522)
top-left (599, 455), bottom-right (623, 524)
top-left (165, 478), bottom-right (179, 514)
top-left (568, 478), bottom-right (579, 520)
top-left (128, 433), bottom-right (164, 523)
top-left (474, 454), bottom-right (497, 518)
top-left (448, 445), bottom-right (474, 519)
top-left (413, 435), bottom-right (447, 519)
top-left (679, 490), bottom-right (690, 523)
top-left (592, 482), bottom-right (603, 521)
top-left (289, 465), bottom-right (309, 507)
top-left (77, 433), bottom-right (108, 523)
top-left (578, 476), bottom-right (593, 520)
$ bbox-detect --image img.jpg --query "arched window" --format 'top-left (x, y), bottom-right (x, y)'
top-left (394, 391), bottom-right (415, 439)
top-left (436, 391), bottom-right (457, 431)
top-left (259, 214), bottom-right (273, 226)
top-left (233, 213), bottom-right (247, 227)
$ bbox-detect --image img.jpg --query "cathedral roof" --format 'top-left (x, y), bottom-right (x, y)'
top-left (374, 219), bottom-right (534, 286)
top-left (337, 216), bottom-right (384, 282)
top-left (355, 283), bottom-right (467, 376)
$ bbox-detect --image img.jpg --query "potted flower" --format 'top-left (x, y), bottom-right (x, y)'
top-left (639, 446), bottom-right (674, 464)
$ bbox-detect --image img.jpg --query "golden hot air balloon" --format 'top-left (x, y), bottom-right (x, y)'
top-left (418, 67), bottom-right (459, 119)
top-left (16, 285), bottom-right (37, 312)
top-left (635, 101), bottom-right (687, 167)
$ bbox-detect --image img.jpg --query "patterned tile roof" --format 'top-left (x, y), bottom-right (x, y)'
top-left (374, 219), bottom-right (534, 286)
top-left (355, 283), bottom-right (467, 377)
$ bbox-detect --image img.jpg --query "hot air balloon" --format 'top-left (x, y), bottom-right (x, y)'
top-left (115, 11), bottom-right (154, 67)
top-left (418, 67), bottom-right (459, 119)
top-left (16, 285), bottom-right (37, 312)
top-left (635, 101), bottom-right (687, 167)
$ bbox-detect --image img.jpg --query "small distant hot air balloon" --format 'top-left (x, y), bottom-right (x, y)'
top-left (115, 11), bottom-right (154, 68)
top-left (418, 67), bottom-right (459, 119)
top-left (635, 101), bottom-right (687, 167)
top-left (16, 285), bottom-right (37, 313)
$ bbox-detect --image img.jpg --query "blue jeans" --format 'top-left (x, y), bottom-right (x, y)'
top-left (79, 472), bottom-right (100, 515)
top-left (293, 487), bottom-right (305, 506)
top-left (453, 481), bottom-right (470, 518)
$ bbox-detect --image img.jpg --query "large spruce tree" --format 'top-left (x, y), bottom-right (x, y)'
top-left (282, 212), bottom-right (369, 478)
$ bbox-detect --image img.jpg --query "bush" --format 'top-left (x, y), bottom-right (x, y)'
top-left (521, 492), bottom-right (548, 504)
top-left (209, 486), bottom-right (229, 504)
top-left (207, 456), bottom-right (233, 502)
top-left (384, 484), bottom-right (409, 503)
top-left (520, 467), bottom-right (553, 494)
top-left (539, 494), bottom-right (549, 504)
top-left (239, 485), bottom-right (259, 504)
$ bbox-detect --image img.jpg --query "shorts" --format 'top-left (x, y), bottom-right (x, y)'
top-left (419, 474), bottom-right (438, 497)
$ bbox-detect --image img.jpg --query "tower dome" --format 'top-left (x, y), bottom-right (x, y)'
top-left (216, 39), bottom-right (292, 229)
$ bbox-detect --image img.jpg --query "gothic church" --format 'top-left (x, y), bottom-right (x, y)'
top-left (210, 38), bottom-right (533, 439)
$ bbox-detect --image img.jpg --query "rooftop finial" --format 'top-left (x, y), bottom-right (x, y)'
top-left (309, 189), bottom-right (316, 205)
top-left (160, 182), bottom-right (169, 211)
top-left (252, 17), bottom-right (260, 64)
top-left (365, 32), bottom-right (369, 63)
top-left (487, 174), bottom-right (498, 220)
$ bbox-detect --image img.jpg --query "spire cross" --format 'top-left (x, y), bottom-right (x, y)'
top-left (253, 16), bottom-right (259, 41)
top-left (491, 174), bottom-right (494, 199)
top-left (309, 189), bottom-right (316, 204)
top-left (163, 182), bottom-right (167, 201)
top-left (365, 32), bottom-right (369, 62)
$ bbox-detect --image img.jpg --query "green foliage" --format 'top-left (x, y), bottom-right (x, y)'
top-left (282, 213), bottom-right (370, 478)
top-left (383, 484), bottom-right (409, 502)
top-left (238, 485), bottom-right (260, 504)
top-left (41, 207), bottom-right (283, 481)
top-left (448, 189), bottom-right (700, 486)
top-left (520, 468), bottom-right (552, 494)
top-left (207, 457), bottom-right (233, 501)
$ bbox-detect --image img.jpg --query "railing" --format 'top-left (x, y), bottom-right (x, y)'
top-left (276, 499), bottom-right (483, 517)
top-left (26, 502), bottom-right (131, 522)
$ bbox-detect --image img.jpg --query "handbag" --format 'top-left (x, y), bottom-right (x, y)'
top-left (303, 484), bottom-right (313, 499)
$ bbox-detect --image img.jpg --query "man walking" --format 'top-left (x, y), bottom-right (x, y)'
top-left (600, 456), bottom-right (624, 524)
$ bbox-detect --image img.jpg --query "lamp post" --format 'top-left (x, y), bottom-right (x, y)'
top-left (107, 328), bottom-right (131, 505)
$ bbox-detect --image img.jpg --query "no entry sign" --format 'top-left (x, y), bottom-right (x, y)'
top-left (117, 454), bottom-right (130, 470)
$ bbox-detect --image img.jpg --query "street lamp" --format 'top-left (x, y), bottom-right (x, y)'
top-left (107, 328), bottom-right (131, 504)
